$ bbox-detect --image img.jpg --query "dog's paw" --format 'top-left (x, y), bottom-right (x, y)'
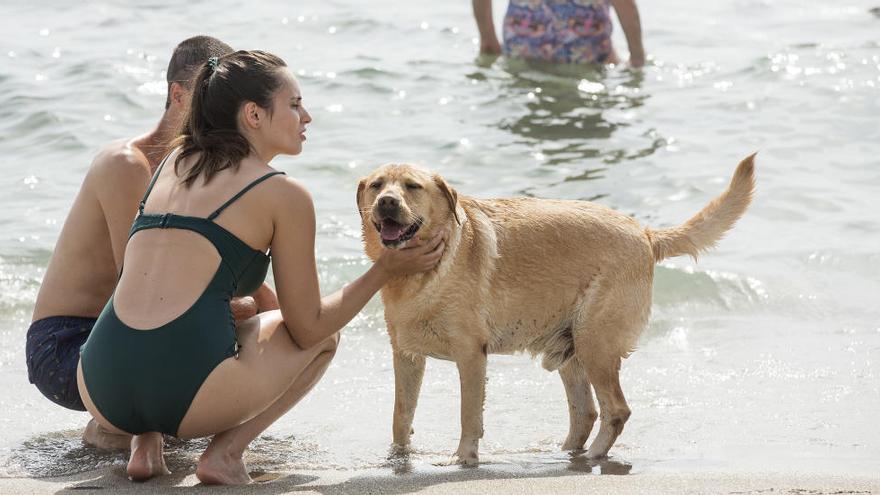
top-left (561, 440), bottom-right (587, 452)
top-left (451, 448), bottom-right (479, 466)
top-left (585, 448), bottom-right (609, 460)
top-left (388, 443), bottom-right (413, 457)
top-left (386, 444), bottom-right (415, 474)
top-left (434, 454), bottom-right (480, 466)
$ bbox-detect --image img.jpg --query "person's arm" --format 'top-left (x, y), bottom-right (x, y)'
top-left (270, 179), bottom-right (443, 350)
top-left (473, 0), bottom-right (502, 55)
top-left (92, 146), bottom-right (152, 274)
top-left (253, 282), bottom-right (280, 311)
top-left (229, 283), bottom-right (277, 322)
top-left (610, 0), bottom-right (645, 68)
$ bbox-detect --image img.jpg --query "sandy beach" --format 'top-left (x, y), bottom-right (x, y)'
top-left (2, 467), bottom-right (879, 494)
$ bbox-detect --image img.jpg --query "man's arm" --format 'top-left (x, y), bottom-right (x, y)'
top-left (610, 0), bottom-right (645, 68)
top-left (91, 145), bottom-right (153, 274)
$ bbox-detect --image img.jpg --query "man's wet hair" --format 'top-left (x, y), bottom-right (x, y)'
top-left (165, 35), bottom-right (233, 109)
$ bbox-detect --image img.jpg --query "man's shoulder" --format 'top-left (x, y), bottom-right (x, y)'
top-left (87, 139), bottom-right (152, 185)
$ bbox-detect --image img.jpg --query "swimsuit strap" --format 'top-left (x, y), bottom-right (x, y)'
top-left (138, 152), bottom-right (173, 213)
top-left (207, 171), bottom-right (286, 221)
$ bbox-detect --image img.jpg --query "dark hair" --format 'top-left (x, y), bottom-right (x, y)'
top-left (165, 35), bottom-right (234, 109)
top-left (173, 50), bottom-right (288, 187)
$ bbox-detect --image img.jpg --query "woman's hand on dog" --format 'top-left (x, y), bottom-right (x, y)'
top-left (376, 233), bottom-right (445, 277)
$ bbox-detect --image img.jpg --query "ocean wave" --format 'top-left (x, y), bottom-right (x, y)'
top-left (652, 264), bottom-right (768, 311)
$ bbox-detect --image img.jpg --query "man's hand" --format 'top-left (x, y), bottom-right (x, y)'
top-left (230, 296), bottom-right (258, 322)
top-left (253, 283), bottom-right (280, 312)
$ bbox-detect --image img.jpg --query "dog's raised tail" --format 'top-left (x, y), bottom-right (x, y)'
top-left (646, 153), bottom-right (756, 262)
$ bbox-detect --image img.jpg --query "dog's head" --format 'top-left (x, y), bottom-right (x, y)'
top-left (357, 163), bottom-right (461, 252)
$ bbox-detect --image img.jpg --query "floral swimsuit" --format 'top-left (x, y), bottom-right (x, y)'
top-left (502, 0), bottom-right (614, 64)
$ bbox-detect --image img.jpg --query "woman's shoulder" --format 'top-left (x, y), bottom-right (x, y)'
top-left (262, 174), bottom-right (315, 214)
top-left (263, 174), bottom-right (311, 198)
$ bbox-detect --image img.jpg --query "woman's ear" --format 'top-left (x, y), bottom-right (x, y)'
top-left (241, 101), bottom-right (261, 129)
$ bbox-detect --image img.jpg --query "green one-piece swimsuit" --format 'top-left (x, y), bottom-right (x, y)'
top-left (80, 156), bottom-right (284, 436)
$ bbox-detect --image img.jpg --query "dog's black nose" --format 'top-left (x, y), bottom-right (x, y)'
top-left (378, 195), bottom-right (399, 213)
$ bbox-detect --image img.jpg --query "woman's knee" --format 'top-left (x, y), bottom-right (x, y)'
top-left (321, 332), bottom-right (341, 354)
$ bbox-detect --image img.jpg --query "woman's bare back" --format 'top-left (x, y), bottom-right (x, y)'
top-left (113, 151), bottom-right (280, 331)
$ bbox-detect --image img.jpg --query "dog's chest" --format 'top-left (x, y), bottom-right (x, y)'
top-left (386, 310), bottom-right (458, 360)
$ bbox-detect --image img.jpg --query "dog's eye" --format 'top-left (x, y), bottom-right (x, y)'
top-left (405, 183), bottom-right (422, 190)
top-left (369, 181), bottom-right (383, 189)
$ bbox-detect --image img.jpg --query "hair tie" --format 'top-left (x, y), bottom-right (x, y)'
top-left (207, 56), bottom-right (219, 72)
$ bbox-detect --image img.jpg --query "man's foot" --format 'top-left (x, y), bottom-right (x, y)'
top-left (82, 419), bottom-right (132, 450)
top-left (126, 432), bottom-right (170, 481)
top-left (196, 444), bottom-right (252, 485)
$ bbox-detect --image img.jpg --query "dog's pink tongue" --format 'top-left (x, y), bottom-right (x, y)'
top-left (380, 221), bottom-right (405, 241)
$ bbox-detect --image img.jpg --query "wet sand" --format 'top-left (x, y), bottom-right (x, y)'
top-left (2, 467), bottom-right (878, 494)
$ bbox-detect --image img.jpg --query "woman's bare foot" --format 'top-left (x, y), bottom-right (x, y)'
top-left (82, 419), bottom-right (132, 450)
top-left (126, 432), bottom-right (170, 481)
top-left (196, 442), bottom-right (252, 485)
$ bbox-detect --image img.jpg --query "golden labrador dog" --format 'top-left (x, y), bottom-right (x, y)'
top-left (357, 155), bottom-right (755, 464)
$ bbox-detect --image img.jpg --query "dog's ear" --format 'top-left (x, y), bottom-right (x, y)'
top-left (356, 178), bottom-right (367, 213)
top-left (433, 175), bottom-right (461, 225)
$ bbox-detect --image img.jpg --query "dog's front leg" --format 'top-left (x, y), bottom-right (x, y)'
top-left (392, 348), bottom-right (426, 449)
top-left (453, 344), bottom-right (487, 465)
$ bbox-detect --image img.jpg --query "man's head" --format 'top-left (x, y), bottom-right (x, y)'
top-left (165, 35), bottom-right (233, 110)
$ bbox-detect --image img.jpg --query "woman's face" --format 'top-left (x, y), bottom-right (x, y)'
top-left (261, 68), bottom-right (311, 157)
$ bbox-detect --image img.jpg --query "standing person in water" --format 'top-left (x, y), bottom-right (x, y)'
top-left (472, 0), bottom-right (645, 67)
top-left (76, 50), bottom-right (445, 484)
top-left (24, 35), bottom-right (264, 450)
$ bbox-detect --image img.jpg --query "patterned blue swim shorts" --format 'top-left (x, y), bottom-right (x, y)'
top-left (26, 316), bottom-right (96, 411)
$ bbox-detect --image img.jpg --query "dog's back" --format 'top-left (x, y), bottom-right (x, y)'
top-left (459, 196), bottom-right (655, 365)
top-left (477, 154), bottom-right (755, 357)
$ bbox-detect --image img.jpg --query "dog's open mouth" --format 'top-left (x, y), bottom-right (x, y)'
top-left (373, 218), bottom-right (421, 247)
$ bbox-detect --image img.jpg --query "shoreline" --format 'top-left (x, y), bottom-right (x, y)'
top-left (2, 465), bottom-right (878, 494)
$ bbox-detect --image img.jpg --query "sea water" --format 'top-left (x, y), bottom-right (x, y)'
top-left (1, 0), bottom-right (878, 478)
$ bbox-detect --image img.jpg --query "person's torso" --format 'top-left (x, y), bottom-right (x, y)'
top-left (32, 142), bottom-right (148, 322)
top-left (502, 0), bottom-right (614, 64)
